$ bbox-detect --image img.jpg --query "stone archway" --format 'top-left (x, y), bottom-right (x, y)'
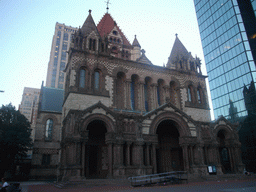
top-left (85, 120), bottom-right (108, 178)
top-left (156, 120), bottom-right (184, 173)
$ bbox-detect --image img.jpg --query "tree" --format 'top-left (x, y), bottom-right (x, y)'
top-left (0, 104), bottom-right (33, 178)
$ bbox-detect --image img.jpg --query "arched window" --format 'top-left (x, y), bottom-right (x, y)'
top-left (197, 88), bottom-right (201, 103)
top-left (79, 69), bottom-right (86, 88)
top-left (45, 119), bottom-right (53, 140)
top-left (94, 71), bottom-right (100, 90)
top-left (188, 86), bottom-right (192, 102)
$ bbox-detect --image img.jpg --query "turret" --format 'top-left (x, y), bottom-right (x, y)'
top-left (131, 35), bottom-right (141, 61)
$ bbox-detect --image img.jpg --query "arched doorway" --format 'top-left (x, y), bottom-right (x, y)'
top-left (217, 130), bottom-right (231, 173)
top-left (156, 120), bottom-right (183, 173)
top-left (85, 120), bottom-right (108, 178)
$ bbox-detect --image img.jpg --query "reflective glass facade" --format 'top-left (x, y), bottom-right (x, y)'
top-left (194, 0), bottom-right (256, 120)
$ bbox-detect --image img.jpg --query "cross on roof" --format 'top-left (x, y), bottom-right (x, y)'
top-left (105, 0), bottom-right (111, 13)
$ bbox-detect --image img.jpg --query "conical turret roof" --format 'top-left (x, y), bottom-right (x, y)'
top-left (97, 13), bottom-right (131, 46)
top-left (81, 10), bottom-right (100, 37)
top-left (132, 35), bottom-right (141, 47)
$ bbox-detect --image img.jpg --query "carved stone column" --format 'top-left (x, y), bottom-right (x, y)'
top-left (81, 131), bottom-right (89, 177)
top-left (152, 144), bottom-right (157, 173)
top-left (134, 141), bottom-right (144, 166)
top-left (196, 144), bottom-right (205, 166)
top-left (113, 140), bottom-right (124, 166)
top-left (141, 82), bottom-right (145, 111)
top-left (181, 144), bottom-right (189, 171)
top-left (146, 143), bottom-right (150, 166)
top-left (126, 142), bottom-right (132, 166)
top-left (107, 142), bottom-right (113, 178)
top-left (138, 82), bottom-right (144, 111)
top-left (204, 145), bottom-right (209, 165)
top-left (126, 80), bottom-right (131, 110)
top-left (189, 145), bottom-right (194, 166)
top-left (81, 142), bottom-right (86, 177)
top-left (151, 84), bottom-right (157, 109)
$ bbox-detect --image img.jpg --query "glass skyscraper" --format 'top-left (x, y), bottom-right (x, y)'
top-left (194, 0), bottom-right (256, 120)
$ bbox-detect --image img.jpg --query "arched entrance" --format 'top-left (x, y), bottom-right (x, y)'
top-left (217, 130), bottom-right (231, 173)
top-left (156, 120), bottom-right (184, 173)
top-left (85, 120), bottom-right (108, 178)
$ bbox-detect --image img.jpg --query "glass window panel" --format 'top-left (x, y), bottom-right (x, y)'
top-left (246, 51), bottom-right (253, 61)
top-left (241, 32), bottom-right (248, 41)
top-left (94, 71), bottom-right (100, 90)
top-left (252, 72), bottom-right (256, 81)
top-left (249, 61), bottom-right (256, 71)
top-left (79, 69), bottom-right (86, 88)
top-left (45, 119), bottom-right (53, 140)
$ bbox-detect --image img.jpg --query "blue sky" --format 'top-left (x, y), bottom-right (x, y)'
top-left (0, 0), bottom-right (209, 111)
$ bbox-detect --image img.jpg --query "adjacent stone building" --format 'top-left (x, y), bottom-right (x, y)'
top-left (59, 10), bottom-right (244, 181)
top-left (30, 85), bottom-right (64, 179)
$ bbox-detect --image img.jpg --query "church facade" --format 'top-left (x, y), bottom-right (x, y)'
top-left (60, 10), bottom-right (244, 180)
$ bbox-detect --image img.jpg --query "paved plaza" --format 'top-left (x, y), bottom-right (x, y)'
top-left (17, 178), bottom-right (256, 192)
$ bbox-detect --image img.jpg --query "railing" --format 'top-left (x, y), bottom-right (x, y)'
top-left (128, 171), bottom-right (188, 187)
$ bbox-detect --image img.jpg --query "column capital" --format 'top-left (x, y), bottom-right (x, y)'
top-left (126, 141), bottom-right (133, 145)
top-left (134, 141), bottom-right (145, 146)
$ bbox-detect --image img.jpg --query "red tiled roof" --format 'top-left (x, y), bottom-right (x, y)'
top-left (97, 13), bottom-right (131, 46)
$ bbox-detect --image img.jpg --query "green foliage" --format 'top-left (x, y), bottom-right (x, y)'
top-left (0, 104), bottom-right (33, 174)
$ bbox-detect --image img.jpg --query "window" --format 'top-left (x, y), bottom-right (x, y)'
top-left (89, 38), bottom-right (96, 51)
top-left (79, 69), bottom-right (86, 88)
top-left (61, 51), bottom-right (66, 61)
top-left (62, 42), bottom-right (68, 50)
top-left (94, 71), bottom-right (100, 90)
top-left (63, 33), bottom-right (68, 41)
top-left (45, 119), bottom-right (53, 140)
top-left (188, 86), bottom-right (192, 102)
top-left (42, 154), bottom-right (51, 165)
top-left (197, 89), bottom-right (201, 103)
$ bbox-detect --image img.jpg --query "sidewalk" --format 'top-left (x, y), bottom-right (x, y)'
top-left (19, 177), bottom-right (256, 192)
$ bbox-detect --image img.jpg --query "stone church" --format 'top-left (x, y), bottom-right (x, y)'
top-left (58, 10), bottom-right (243, 180)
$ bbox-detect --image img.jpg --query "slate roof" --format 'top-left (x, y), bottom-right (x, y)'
top-left (168, 35), bottom-right (189, 64)
top-left (81, 10), bottom-right (100, 37)
top-left (97, 13), bottom-right (131, 46)
top-left (40, 87), bottom-right (64, 113)
top-left (136, 49), bottom-right (152, 65)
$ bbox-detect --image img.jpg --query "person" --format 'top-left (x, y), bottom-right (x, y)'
top-left (0, 178), bottom-right (9, 192)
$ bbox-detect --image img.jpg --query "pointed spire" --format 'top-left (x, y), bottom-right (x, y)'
top-left (80, 10), bottom-right (99, 37)
top-left (132, 35), bottom-right (141, 47)
top-left (167, 34), bottom-right (189, 66)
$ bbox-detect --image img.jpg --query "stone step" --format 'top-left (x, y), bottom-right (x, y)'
top-left (54, 179), bottom-right (130, 189)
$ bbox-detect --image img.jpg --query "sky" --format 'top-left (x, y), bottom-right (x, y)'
top-left (0, 0), bottom-right (212, 115)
